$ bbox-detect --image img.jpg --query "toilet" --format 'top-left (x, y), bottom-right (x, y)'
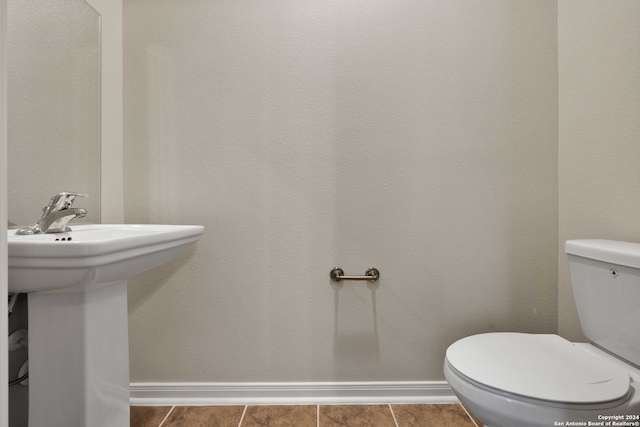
top-left (444, 239), bottom-right (640, 427)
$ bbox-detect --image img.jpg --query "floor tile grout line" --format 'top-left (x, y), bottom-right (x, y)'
top-left (388, 404), bottom-right (399, 427)
top-left (132, 403), bottom-right (481, 427)
top-left (237, 405), bottom-right (248, 427)
top-left (458, 403), bottom-right (479, 427)
top-left (157, 405), bottom-right (175, 427)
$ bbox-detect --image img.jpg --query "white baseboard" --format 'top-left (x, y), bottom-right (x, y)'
top-left (130, 381), bottom-right (458, 406)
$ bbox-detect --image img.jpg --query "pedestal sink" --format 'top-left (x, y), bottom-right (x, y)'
top-left (7, 224), bottom-right (204, 427)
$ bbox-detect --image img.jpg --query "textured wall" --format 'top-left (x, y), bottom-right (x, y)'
top-left (558, 1), bottom-right (640, 341)
top-left (124, 0), bottom-right (558, 383)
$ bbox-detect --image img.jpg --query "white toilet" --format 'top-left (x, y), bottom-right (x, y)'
top-left (444, 239), bottom-right (640, 427)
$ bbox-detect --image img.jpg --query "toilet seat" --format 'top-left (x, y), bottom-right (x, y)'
top-left (446, 333), bottom-right (631, 404)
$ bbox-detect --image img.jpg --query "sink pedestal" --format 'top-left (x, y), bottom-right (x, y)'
top-left (28, 281), bottom-right (130, 427)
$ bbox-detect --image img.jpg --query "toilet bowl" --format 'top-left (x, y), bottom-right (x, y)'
top-left (445, 240), bottom-right (640, 427)
top-left (444, 333), bottom-right (640, 427)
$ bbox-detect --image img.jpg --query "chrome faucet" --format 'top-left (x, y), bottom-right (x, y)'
top-left (16, 192), bottom-right (89, 235)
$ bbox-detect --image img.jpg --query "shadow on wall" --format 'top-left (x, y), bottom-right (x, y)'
top-left (332, 280), bottom-right (381, 379)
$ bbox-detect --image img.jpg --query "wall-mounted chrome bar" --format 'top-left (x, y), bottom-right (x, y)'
top-left (330, 267), bottom-right (380, 282)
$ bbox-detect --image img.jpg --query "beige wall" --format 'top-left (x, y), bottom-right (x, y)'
top-left (124, 0), bottom-right (558, 383)
top-left (558, 1), bottom-right (640, 340)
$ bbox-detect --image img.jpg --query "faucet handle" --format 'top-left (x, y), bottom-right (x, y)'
top-left (42, 192), bottom-right (89, 216)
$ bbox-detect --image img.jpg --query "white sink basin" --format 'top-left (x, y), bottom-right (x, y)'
top-left (8, 223), bottom-right (204, 293)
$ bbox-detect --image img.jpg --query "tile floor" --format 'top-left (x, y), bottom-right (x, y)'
top-left (131, 404), bottom-right (483, 427)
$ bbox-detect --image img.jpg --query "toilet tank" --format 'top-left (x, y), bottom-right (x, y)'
top-left (566, 239), bottom-right (640, 368)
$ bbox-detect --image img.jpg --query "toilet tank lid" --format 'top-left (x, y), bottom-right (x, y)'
top-left (565, 239), bottom-right (640, 269)
top-left (446, 333), bottom-right (630, 404)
